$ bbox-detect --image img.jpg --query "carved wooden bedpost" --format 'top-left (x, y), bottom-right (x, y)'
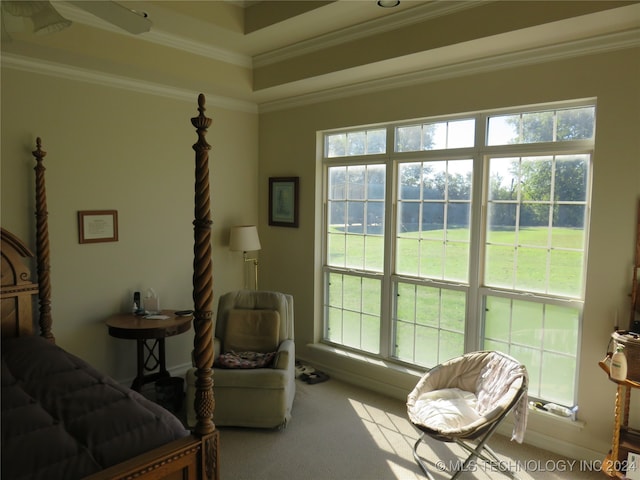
top-left (32, 138), bottom-right (54, 343)
top-left (191, 94), bottom-right (216, 437)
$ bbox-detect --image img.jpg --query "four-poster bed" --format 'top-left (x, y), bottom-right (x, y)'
top-left (1, 94), bottom-right (219, 479)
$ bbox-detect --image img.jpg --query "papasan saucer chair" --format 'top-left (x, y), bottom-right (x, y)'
top-left (407, 350), bottom-right (528, 480)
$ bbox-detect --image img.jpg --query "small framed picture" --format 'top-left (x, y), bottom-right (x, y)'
top-left (269, 177), bottom-right (299, 228)
top-left (78, 210), bottom-right (118, 244)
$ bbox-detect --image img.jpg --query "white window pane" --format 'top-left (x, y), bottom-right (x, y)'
top-left (439, 330), bottom-right (464, 362)
top-left (367, 165), bottom-right (386, 199)
top-left (329, 166), bottom-right (346, 199)
top-left (327, 133), bottom-right (346, 157)
top-left (511, 301), bottom-right (543, 347)
top-left (394, 284), bottom-right (465, 367)
top-left (440, 290), bottom-right (466, 331)
top-left (544, 305), bottom-right (579, 354)
top-left (422, 162), bottom-right (446, 200)
top-left (347, 131), bottom-right (365, 156)
top-left (420, 239), bottom-right (444, 278)
top-left (554, 155), bottom-right (588, 201)
top-left (485, 245), bottom-right (516, 288)
top-left (327, 232), bottom-right (345, 267)
top-left (444, 242), bottom-right (469, 281)
top-left (556, 107), bottom-right (595, 141)
top-left (448, 119), bottom-right (475, 148)
top-left (486, 203), bottom-right (517, 243)
top-left (367, 129), bottom-right (386, 154)
top-left (422, 203), bottom-right (445, 236)
top-left (430, 122), bottom-right (447, 150)
top-left (328, 200), bottom-right (345, 227)
top-left (396, 237), bottom-right (419, 276)
top-left (396, 125), bottom-right (421, 152)
top-left (447, 203), bottom-right (470, 232)
top-left (488, 115), bottom-right (518, 145)
top-left (515, 247), bottom-right (548, 293)
top-left (488, 157), bottom-right (519, 201)
top-left (364, 235), bottom-right (384, 272)
top-left (523, 111), bottom-right (553, 143)
top-left (484, 296), bottom-right (511, 343)
top-left (415, 326), bottom-right (439, 366)
top-left (343, 310), bottom-right (362, 348)
top-left (326, 306), bottom-right (343, 343)
top-left (347, 166), bottom-right (365, 200)
top-left (345, 231), bottom-right (365, 269)
top-left (398, 162), bottom-right (422, 195)
top-left (398, 201), bottom-right (420, 236)
top-left (552, 206), bottom-right (586, 248)
top-left (549, 249), bottom-right (583, 297)
top-left (521, 156), bottom-right (552, 201)
top-left (448, 160), bottom-right (473, 200)
top-left (541, 352), bottom-right (576, 405)
top-left (482, 297), bottom-right (579, 404)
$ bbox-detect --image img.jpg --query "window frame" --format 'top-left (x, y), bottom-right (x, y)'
top-left (320, 100), bottom-right (595, 406)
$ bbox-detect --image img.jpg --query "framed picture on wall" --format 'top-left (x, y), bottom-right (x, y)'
top-left (269, 177), bottom-right (299, 227)
top-left (78, 210), bottom-right (118, 243)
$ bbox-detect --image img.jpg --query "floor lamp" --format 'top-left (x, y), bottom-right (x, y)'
top-left (229, 225), bottom-right (261, 290)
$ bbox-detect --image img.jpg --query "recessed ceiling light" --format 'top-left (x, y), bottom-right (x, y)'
top-left (377, 0), bottom-right (400, 7)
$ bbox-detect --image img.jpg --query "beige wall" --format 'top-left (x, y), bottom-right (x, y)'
top-left (258, 47), bottom-right (640, 459)
top-left (1, 68), bottom-right (259, 380)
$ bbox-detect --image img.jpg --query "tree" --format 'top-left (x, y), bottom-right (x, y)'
top-left (488, 108), bottom-right (593, 227)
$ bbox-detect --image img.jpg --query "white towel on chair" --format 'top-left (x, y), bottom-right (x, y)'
top-left (476, 354), bottom-right (528, 443)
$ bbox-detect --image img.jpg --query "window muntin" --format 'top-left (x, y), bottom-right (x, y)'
top-left (327, 164), bottom-right (385, 271)
top-left (396, 118), bottom-right (475, 152)
top-left (321, 100), bottom-right (593, 407)
top-left (326, 128), bottom-right (386, 158)
top-left (485, 154), bottom-right (589, 297)
top-left (483, 295), bottom-right (579, 405)
top-left (325, 272), bottom-right (381, 354)
top-left (394, 282), bottom-right (465, 366)
top-left (397, 159), bottom-right (472, 281)
top-left (487, 106), bottom-right (595, 146)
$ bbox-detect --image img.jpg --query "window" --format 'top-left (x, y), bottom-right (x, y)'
top-left (322, 102), bottom-right (594, 407)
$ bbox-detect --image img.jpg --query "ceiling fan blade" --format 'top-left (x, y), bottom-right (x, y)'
top-left (69, 1), bottom-right (151, 34)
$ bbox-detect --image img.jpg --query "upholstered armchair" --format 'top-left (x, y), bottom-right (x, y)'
top-left (185, 290), bottom-right (295, 429)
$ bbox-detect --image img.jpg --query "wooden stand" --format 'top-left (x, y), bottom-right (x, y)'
top-left (599, 360), bottom-right (640, 478)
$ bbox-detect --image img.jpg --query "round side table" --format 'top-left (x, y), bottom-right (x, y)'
top-left (106, 310), bottom-right (192, 391)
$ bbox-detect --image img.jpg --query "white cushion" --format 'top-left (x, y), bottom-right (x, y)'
top-left (410, 387), bottom-right (482, 433)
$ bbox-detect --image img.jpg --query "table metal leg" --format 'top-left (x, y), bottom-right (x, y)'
top-left (131, 338), bottom-right (170, 391)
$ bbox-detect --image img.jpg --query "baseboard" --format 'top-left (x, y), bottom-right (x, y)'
top-left (116, 361), bottom-right (193, 389)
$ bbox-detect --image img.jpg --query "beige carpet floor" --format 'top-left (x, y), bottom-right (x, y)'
top-left (214, 375), bottom-right (604, 480)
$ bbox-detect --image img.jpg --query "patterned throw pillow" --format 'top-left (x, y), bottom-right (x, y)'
top-left (215, 351), bottom-right (277, 369)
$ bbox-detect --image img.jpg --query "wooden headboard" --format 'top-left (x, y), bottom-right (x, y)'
top-left (0, 229), bottom-right (38, 337)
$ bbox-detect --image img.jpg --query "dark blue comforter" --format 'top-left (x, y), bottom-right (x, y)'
top-left (1, 335), bottom-right (189, 480)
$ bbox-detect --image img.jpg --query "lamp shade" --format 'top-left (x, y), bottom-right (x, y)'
top-left (229, 225), bottom-right (261, 252)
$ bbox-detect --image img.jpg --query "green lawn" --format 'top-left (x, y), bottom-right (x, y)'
top-left (329, 226), bottom-right (584, 295)
top-left (326, 225), bottom-right (583, 405)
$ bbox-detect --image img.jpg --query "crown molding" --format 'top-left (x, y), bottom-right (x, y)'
top-left (258, 28), bottom-right (640, 113)
top-left (3, 28), bottom-right (637, 115)
top-left (1, 53), bottom-right (258, 113)
top-left (253, 0), bottom-right (479, 68)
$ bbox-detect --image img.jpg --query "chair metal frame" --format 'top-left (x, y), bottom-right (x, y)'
top-left (410, 353), bottom-right (528, 480)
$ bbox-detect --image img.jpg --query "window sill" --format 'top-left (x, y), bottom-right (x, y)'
top-left (304, 343), bottom-right (427, 401)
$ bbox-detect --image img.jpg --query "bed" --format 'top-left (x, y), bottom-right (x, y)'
top-left (1, 94), bottom-right (219, 480)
